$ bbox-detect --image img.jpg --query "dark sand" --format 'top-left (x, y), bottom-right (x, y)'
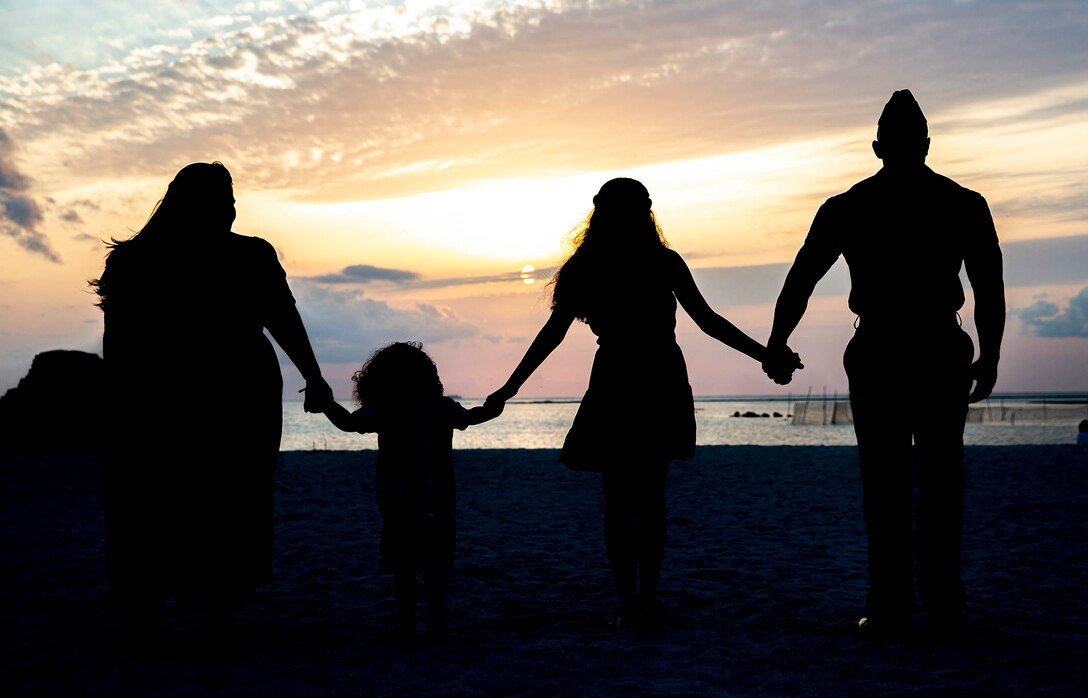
top-left (2, 445), bottom-right (1086, 696)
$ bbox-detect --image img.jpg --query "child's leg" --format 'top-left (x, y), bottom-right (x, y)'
top-left (393, 570), bottom-right (416, 634)
top-left (602, 470), bottom-right (639, 621)
top-left (423, 571), bottom-right (449, 637)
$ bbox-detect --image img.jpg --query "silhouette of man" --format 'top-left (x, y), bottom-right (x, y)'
top-left (764, 89), bottom-right (1005, 638)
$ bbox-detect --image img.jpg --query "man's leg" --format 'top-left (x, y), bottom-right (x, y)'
top-left (847, 333), bottom-right (915, 632)
top-left (915, 330), bottom-right (973, 628)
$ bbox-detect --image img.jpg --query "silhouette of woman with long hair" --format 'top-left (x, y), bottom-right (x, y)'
top-left (91, 162), bottom-right (332, 637)
top-left (487, 178), bottom-right (799, 627)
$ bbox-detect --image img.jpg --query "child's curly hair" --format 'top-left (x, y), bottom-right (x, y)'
top-left (352, 341), bottom-right (444, 409)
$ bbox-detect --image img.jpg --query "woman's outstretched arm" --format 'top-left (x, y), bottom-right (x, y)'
top-left (669, 250), bottom-right (772, 363)
top-left (265, 304), bottom-right (333, 412)
top-left (488, 307), bottom-right (577, 403)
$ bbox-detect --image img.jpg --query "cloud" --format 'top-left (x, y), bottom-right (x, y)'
top-left (306, 263), bottom-right (554, 290)
top-left (290, 281), bottom-right (479, 363)
top-left (410, 266), bottom-right (556, 291)
top-left (0, 128), bottom-right (59, 262)
top-left (4, 1), bottom-right (1086, 203)
top-left (691, 260), bottom-right (851, 306)
top-left (1001, 235), bottom-right (1088, 287)
top-left (1019, 287), bottom-right (1088, 338)
top-left (310, 264), bottom-right (420, 284)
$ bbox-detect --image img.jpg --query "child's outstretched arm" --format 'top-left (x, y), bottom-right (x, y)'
top-left (322, 400), bottom-right (378, 433)
top-left (464, 398), bottom-right (504, 426)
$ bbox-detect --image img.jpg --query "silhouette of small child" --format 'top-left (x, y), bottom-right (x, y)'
top-left (1078, 419), bottom-right (1088, 447)
top-left (321, 341), bottom-right (501, 643)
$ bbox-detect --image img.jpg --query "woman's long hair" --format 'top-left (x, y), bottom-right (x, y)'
top-left (549, 178), bottom-right (669, 322)
top-left (90, 162), bottom-right (234, 308)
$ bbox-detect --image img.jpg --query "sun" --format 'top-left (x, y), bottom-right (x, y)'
top-left (520, 264), bottom-right (536, 285)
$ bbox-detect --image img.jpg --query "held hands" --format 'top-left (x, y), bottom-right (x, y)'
top-left (477, 395), bottom-right (506, 421)
top-left (299, 377), bottom-right (335, 413)
top-left (482, 385), bottom-right (516, 419)
top-left (762, 345), bottom-right (804, 385)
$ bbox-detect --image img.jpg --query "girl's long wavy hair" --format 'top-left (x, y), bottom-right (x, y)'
top-left (90, 162), bottom-right (234, 309)
top-left (549, 178), bottom-right (669, 322)
top-left (352, 341), bottom-right (444, 410)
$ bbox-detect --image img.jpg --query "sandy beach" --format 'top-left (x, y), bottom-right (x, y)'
top-left (2, 445), bottom-right (1086, 696)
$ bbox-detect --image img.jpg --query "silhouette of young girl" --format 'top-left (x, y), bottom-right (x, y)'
top-left (321, 341), bottom-right (502, 642)
top-left (92, 162), bottom-right (332, 637)
top-left (487, 178), bottom-right (798, 628)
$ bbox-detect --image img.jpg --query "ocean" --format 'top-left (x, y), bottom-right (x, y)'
top-left (280, 394), bottom-right (1088, 451)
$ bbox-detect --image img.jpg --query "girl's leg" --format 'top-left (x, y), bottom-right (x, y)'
top-left (602, 470), bottom-right (639, 623)
top-left (635, 460), bottom-right (670, 620)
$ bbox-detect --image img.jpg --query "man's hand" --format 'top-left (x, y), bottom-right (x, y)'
top-left (967, 359), bottom-right (998, 403)
top-left (762, 345), bottom-right (804, 385)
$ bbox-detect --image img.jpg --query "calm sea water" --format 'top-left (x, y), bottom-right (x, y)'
top-left (280, 395), bottom-right (1088, 451)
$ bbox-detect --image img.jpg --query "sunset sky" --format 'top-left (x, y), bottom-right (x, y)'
top-left (2, 0), bottom-right (1086, 400)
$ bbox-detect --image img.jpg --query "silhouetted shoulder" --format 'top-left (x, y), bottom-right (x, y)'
top-left (835, 170), bottom-right (884, 200)
top-left (661, 246), bottom-right (685, 268)
top-left (222, 232), bottom-right (281, 260)
top-left (927, 169), bottom-right (992, 204)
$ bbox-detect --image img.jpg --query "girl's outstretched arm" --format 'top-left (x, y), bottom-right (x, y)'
top-left (322, 401), bottom-right (357, 432)
top-left (464, 399), bottom-right (504, 426)
top-left (322, 401), bottom-right (378, 433)
top-left (669, 250), bottom-right (771, 363)
top-left (488, 307), bottom-right (577, 403)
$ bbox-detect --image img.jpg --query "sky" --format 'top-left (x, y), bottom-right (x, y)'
top-left (1, 0), bottom-right (1087, 400)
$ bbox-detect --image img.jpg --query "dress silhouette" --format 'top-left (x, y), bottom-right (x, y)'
top-left (488, 178), bottom-right (795, 627)
top-left (765, 90), bottom-right (1006, 638)
top-left (92, 162), bottom-right (331, 631)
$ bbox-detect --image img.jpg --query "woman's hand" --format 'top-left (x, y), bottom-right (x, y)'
top-left (762, 345), bottom-right (804, 385)
top-left (486, 385), bottom-right (517, 406)
top-left (477, 395), bottom-right (506, 421)
top-left (300, 377), bottom-right (334, 413)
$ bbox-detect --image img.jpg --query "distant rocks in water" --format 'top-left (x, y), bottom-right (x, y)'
top-left (730, 411), bottom-right (789, 419)
top-left (0, 350), bottom-right (104, 454)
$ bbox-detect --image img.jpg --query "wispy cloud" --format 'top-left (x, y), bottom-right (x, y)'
top-left (4, 1), bottom-right (1086, 205)
top-left (0, 129), bottom-right (59, 262)
top-left (306, 262), bottom-right (554, 290)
